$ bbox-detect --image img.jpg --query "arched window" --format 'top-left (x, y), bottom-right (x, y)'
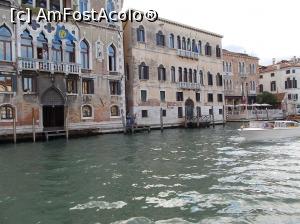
top-left (0, 25), bottom-right (12, 61)
top-left (207, 72), bottom-right (213, 86)
top-left (80, 40), bottom-right (89, 69)
top-left (198, 41), bottom-right (202, 54)
top-left (158, 64), bottom-right (166, 81)
top-left (106, 0), bottom-right (115, 14)
top-left (82, 105), bottom-right (92, 118)
top-left (182, 37), bottom-right (186, 50)
top-left (169, 34), bottom-right (174, 48)
top-left (108, 44), bottom-right (116, 71)
top-left (66, 40), bottom-right (75, 63)
top-left (193, 69), bottom-right (197, 83)
top-left (37, 32), bottom-right (48, 60)
top-left (171, 66), bottom-right (176, 82)
top-left (156, 31), bottom-right (165, 46)
top-left (111, 105), bottom-right (120, 117)
top-left (178, 67), bottom-right (182, 82)
top-left (52, 40), bottom-right (62, 62)
top-left (205, 42), bottom-right (211, 56)
top-left (216, 45), bottom-right (221, 57)
top-left (0, 105), bottom-right (13, 120)
top-left (192, 39), bottom-right (196, 52)
top-left (183, 68), bottom-right (188, 82)
top-left (21, 30), bottom-right (33, 59)
top-left (199, 70), bottom-right (203, 85)
top-left (189, 69), bottom-right (193, 83)
top-left (216, 73), bottom-right (222, 86)
top-left (177, 36), bottom-right (181, 49)
top-left (79, 0), bottom-right (88, 13)
top-left (137, 25), bottom-right (145, 42)
top-left (187, 38), bottom-right (191, 51)
top-left (139, 62), bottom-right (149, 80)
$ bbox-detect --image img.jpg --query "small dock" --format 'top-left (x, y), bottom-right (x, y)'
top-left (43, 128), bottom-right (68, 141)
top-left (125, 125), bottom-right (151, 134)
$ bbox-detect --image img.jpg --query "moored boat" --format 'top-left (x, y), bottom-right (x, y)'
top-left (238, 120), bottom-right (300, 142)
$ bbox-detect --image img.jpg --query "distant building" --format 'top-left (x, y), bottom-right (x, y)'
top-left (0, 0), bottom-right (126, 135)
top-left (222, 50), bottom-right (259, 106)
top-left (123, 12), bottom-right (225, 127)
top-left (259, 57), bottom-right (300, 115)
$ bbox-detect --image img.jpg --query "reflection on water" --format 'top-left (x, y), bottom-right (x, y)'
top-left (1, 123), bottom-right (300, 223)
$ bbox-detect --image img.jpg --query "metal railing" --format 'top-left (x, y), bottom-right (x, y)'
top-left (177, 49), bottom-right (199, 60)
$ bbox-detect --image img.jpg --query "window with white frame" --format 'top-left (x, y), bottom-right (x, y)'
top-left (0, 25), bottom-right (12, 62)
top-left (82, 105), bottom-right (92, 118)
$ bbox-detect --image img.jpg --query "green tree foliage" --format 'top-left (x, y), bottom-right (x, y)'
top-left (256, 92), bottom-right (277, 106)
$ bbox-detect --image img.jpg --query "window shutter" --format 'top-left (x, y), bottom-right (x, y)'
top-left (138, 64), bottom-right (142, 79)
top-left (12, 75), bottom-right (17, 92)
top-left (117, 82), bottom-right (121, 95)
top-left (158, 67), bottom-right (160, 80)
top-left (156, 33), bottom-right (159, 45)
top-left (90, 79), bottom-right (94, 94)
top-left (136, 28), bottom-right (140, 42)
top-left (145, 66), bottom-right (149, 80)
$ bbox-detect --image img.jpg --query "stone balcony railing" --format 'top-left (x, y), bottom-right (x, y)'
top-left (18, 58), bottom-right (80, 74)
top-left (177, 49), bottom-right (199, 60)
top-left (177, 82), bottom-right (201, 90)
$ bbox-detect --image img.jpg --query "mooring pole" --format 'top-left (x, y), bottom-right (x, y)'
top-left (121, 109), bottom-right (126, 134)
top-left (32, 108), bottom-right (36, 143)
top-left (66, 106), bottom-right (69, 141)
top-left (13, 108), bottom-right (16, 144)
top-left (160, 108), bottom-right (164, 132)
top-left (212, 106), bottom-right (215, 128)
top-left (222, 105), bottom-right (225, 127)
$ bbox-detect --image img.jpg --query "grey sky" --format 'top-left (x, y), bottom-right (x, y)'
top-left (123, 0), bottom-right (300, 65)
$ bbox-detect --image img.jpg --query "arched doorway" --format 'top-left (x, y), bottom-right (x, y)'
top-left (185, 98), bottom-right (194, 120)
top-left (41, 87), bottom-right (65, 129)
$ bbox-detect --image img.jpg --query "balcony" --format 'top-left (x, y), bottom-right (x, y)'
top-left (177, 82), bottom-right (201, 90)
top-left (177, 50), bottom-right (199, 60)
top-left (18, 58), bottom-right (80, 74)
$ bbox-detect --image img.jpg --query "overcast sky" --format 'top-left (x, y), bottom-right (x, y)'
top-left (123, 0), bottom-right (300, 65)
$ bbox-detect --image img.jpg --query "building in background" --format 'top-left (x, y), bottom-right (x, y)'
top-left (222, 50), bottom-right (259, 106)
top-left (0, 0), bottom-right (125, 135)
top-left (123, 12), bottom-right (225, 127)
top-left (259, 57), bottom-right (300, 115)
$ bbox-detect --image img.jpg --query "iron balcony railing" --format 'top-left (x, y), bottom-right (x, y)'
top-left (18, 58), bottom-right (80, 74)
top-left (177, 82), bottom-right (201, 90)
top-left (177, 49), bottom-right (199, 60)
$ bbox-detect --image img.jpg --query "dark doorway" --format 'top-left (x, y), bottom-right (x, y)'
top-left (185, 98), bottom-right (194, 120)
top-left (43, 106), bottom-right (64, 128)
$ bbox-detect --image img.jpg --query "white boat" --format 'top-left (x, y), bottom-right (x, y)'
top-left (238, 120), bottom-right (300, 142)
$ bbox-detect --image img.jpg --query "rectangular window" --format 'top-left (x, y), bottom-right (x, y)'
top-left (178, 107), bottom-right (183, 118)
top-left (50, 0), bottom-right (61, 10)
top-left (162, 109), bottom-right (166, 117)
top-left (209, 109), bottom-right (213, 115)
top-left (259, 84), bottom-right (264, 93)
top-left (141, 90), bottom-right (147, 102)
top-left (293, 69), bottom-right (296, 73)
top-left (109, 80), bottom-right (121, 95)
top-left (139, 64), bottom-right (149, 80)
top-left (196, 106), bottom-right (201, 117)
top-left (142, 110), bottom-right (148, 118)
top-left (219, 109), bottom-right (223, 115)
top-left (271, 73), bottom-right (275, 77)
top-left (196, 92), bottom-right (200, 102)
top-left (0, 75), bottom-right (14, 92)
top-left (208, 93), bottom-right (214, 102)
top-left (22, 76), bottom-right (36, 93)
top-left (160, 91), bottom-right (166, 102)
top-left (286, 70), bottom-right (291, 74)
top-left (66, 77), bottom-right (77, 94)
top-left (82, 78), bottom-right (94, 94)
top-left (270, 81), bottom-right (276, 92)
top-left (176, 92), bottom-right (183, 101)
top-left (259, 75), bottom-right (263, 79)
top-left (217, 94), bottom-right (223, 102)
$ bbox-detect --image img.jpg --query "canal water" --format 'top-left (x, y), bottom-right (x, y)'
top-left (1, 124), bottom-right (300, 224)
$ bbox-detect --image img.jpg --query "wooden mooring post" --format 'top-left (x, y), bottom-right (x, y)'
top-left (13, 108), bottom-right (16, 144)
top-left (222, 105), bottom-right (225, 127)
top-left (65, 106), bottom-right (69, 141)
top-left (160, 108), bottom-right (164, 132)
top-left (121, 110), bottom-right (126, 134)
top-left (211, 106), bottom-right (215, 128)
top-left (32, 108), bottom-right (36, 143)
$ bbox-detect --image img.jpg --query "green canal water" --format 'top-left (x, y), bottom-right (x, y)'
top-left (1, 124), bottom-right (300, 224)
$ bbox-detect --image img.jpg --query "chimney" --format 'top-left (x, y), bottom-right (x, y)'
top-left (272, 58), bottom-right (276, 65)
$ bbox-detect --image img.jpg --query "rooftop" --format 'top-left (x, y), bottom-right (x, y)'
top-left (222, 49), bottom-right (259, 60)
top-left (259, 58), bottom-right (300, 73)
